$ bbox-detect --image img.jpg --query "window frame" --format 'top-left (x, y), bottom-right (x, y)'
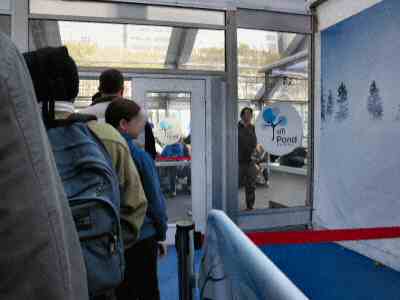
top-left (13, 1), bottom-right (315, 230)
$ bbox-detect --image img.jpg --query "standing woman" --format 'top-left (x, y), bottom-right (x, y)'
top-left (238, 107), bottom-right (258, 210)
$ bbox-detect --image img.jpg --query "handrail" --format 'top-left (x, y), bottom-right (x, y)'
top-left (200, 210), bottom-right (309, 300)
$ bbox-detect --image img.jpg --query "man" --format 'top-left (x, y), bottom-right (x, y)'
top-left (238, 107), bottom-right (257, 210)
top-left (0, 33), bottom-right (89, 299)
top-left (82, 69), bottom-right (157, 160)
top-left (80, 68), bottom-right (125, 121)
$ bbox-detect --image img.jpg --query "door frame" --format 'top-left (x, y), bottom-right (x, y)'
top-left (131, 74), bottom-right (212, 244)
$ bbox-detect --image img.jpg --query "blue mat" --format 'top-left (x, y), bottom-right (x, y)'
top-left (260, 243), bottom-right (400, 300)
top-left (158, 247), bottom-right (202, 300)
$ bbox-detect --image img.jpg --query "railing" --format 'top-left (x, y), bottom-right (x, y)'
top-left (199, 210), bottom-right (308, 300)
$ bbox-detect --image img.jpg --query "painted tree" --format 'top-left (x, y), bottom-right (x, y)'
top-left (326, 90), bottom-right (334, 119)
top-left (367, 81), bottom-right (383, 120)
top-left (395, 104), bottom-right (400, 121)
top-left (335, 82), bottom-right (349, 122)
top-left (263, 107), bottom-right (287, 141)
top-left (321, 91), bottom-right (326, 122)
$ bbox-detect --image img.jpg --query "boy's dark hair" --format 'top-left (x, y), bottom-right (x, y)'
top-left (23, 46), bottom-right (79, 128)
top-left (240, 107), bottom-right (253, 118)
top-left (105, 98), bottom-right (141, 129)
top-left (99, 69), bottom-right (124, 95)
top-left (23, 46), bottom-right (79, 103)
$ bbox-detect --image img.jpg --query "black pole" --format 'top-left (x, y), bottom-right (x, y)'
top-left (175, 220), bottom-right (195, 300)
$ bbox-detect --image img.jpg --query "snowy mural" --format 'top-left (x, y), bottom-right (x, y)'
top-left (319, 0), bottom-right (400, 270)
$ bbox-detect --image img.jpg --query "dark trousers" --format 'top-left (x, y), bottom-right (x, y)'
top-left (92, 291), bottom-right (116, 300)
top-left (239, 162), bottom-right (257, 209)
top-left (116, 237), bottom-right (160, 300)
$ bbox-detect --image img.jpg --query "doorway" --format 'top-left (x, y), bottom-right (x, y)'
top-left (132, 76), bottom-right (207, 244)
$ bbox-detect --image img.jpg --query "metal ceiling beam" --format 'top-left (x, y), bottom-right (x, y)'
top-left (260, 50), bottom-right (308, 73)
top-left (165, 27), bottom-right (198, 69)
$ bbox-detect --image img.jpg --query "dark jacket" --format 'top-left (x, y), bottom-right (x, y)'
top-left (145, 122), bottom-right (157, 160)
top-left (122, 133), bottom-right (168, 242)
top-left (0, 33), bottom-right (88, 300)
top-left (238, 121), bottom-right (257, 164)
top-left (161, 143), bottom-right (190, 158)
top-left (280, 147), bottom-right (307, 168)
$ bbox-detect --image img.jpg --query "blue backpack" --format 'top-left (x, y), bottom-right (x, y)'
top-left (48, 121), bottom-right (125, 296)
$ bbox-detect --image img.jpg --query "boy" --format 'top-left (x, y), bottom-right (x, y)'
top-left (105, 98), bottom-right (168, 300)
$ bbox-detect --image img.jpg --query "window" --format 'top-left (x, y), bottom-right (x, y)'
top-left (237, 29), bottom-right (282, 100)
top-left (0, 15), bottom-right (11, 36)
top-left (29, 20), bottom-right (225, 71)
top-left (237, 28), bottom-right (310, 211)
top-left (60, 22), bottom-right (171, 69)
top-left (181, 29), bottom-right (225, 71)
top-left (145, 92), bottom-right (191, 143)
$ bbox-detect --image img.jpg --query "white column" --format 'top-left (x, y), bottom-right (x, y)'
top-left (12, 0), bottom-right (29, 52)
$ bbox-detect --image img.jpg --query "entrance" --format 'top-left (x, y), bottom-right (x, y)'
top-left (132, 76), bottom-right (207, 244)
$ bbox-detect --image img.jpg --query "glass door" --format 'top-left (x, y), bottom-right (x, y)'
top-left (132, 77), bottom-right (206, 243)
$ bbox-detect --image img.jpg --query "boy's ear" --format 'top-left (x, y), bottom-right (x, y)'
top-left (119, 118), bottom-right (128, 131)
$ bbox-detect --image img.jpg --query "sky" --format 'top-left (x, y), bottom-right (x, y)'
top-left (59, 21), bottom-right (279, 51)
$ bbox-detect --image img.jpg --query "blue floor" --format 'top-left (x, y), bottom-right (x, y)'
top-left (159, 243), bottom-right (400, 300)
top-left (260, 243), bottom-right (400, 300)
top-left (158, 247), bottom-right (202, 300)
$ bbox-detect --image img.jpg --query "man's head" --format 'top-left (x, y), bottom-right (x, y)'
top-left (99, 69), bottom-right (124, 97)
top-left (240, 107), bottom-right (253, 125)
top-left (105, 98), bottom-right (146, 139)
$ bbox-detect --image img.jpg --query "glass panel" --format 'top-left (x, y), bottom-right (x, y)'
top-left (29, 20), bottom-right (225, 71)
top-left (147, 92), bottom-right (192, 223)
top-left (75, 79), bottom-right (132, 111)
top-left (237, 29), bottom-right (310, 211)
top-left (180, 29), bottom-right (225, 71)
top-left (60, 21), bottom-right (171, 68)
top-left (0, 15), bottom-right (11, 36)
top-left (30, 0), bottom-right (225, 26)
top-left (237, 28), bottom-right (281, 100)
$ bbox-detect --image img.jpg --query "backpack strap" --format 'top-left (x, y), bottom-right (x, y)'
top-left (52, 113), bottom-right (98, 128)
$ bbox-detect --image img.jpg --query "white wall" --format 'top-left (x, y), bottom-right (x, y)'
top-left (313, 0), bottom-right (400, 271)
